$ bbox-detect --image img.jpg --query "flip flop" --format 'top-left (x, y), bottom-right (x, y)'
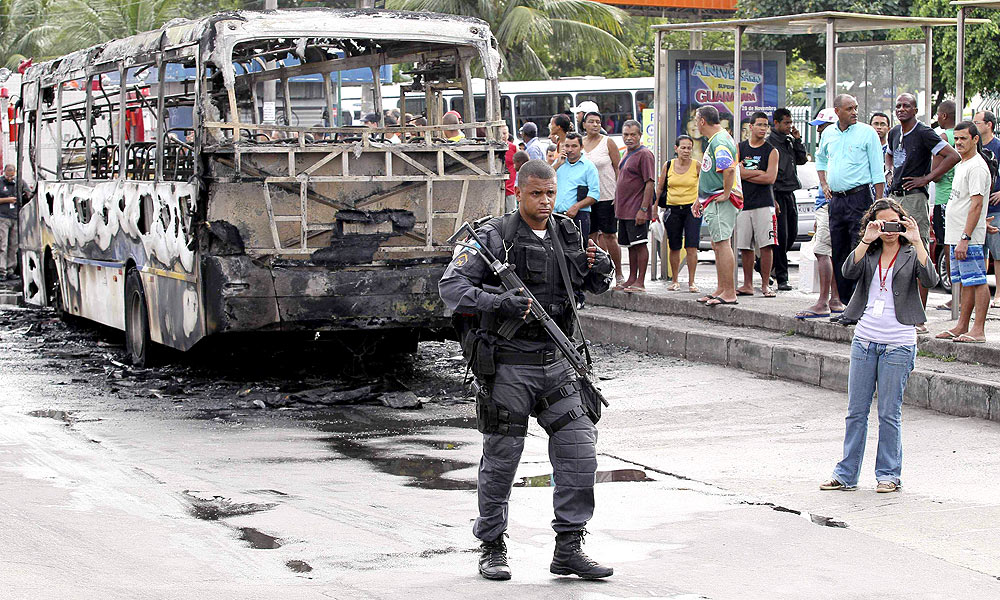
top-left (794, 310), bottom-right (830, 319)
top-left (736, 290), bottom-right (754, 296)
top-left (934, 330), bottom-right (959, 340)
top-left (761, 289), bottom-right (777, 298)
top-left (696, 295), bottom-right (717, 304)
top-left (688, 284), bottom-right (700, 293)
top-left (830, 307), bottom-right (846, 314)
top-left (625, 286), bottom-right (646, 293)
top-left (954, 334), bottom-right (986, 343)
top-left (991, 301), bottom-right (1000, 309)
top-left (705, 297), bottom-right (738, 306)
top-left (667, 282), bottom-right (681, 291)
top-left (936, 304), bottom-right (953, 311)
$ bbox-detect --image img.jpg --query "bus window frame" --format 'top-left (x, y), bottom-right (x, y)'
top-left (574, 90), bottom-right (633, 135)
top-left (514, 92), bottom-right (572, 139)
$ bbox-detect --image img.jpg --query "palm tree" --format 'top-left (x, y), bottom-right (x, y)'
top-left (49, 0), bottom-right (188, 55)
top-left (385, 0), bottom-right (630, 80)
top-left (0, 0), bottom-right (61, 69)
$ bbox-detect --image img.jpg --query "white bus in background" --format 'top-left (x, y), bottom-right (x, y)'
top-left (336, 77), bottom-right (655, 147)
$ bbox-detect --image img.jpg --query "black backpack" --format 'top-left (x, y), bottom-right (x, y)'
top-left (656, 159), bottom-right (673, 208)
top-left (980, 147), bottom-right (999, 191)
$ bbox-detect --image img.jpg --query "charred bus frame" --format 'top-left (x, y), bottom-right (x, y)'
top-left (17, 9), bottom-right (506, 364)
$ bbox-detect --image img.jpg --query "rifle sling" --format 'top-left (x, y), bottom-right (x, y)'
top-left (547, 218), bottom-right (592, 368)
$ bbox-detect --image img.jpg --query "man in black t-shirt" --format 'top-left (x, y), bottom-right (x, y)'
top-left (885, 93), bottom-right (961, 327)
top-left (736, 112), bottom-right (779, 297)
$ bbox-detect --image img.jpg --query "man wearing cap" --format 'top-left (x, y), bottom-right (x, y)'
top-left (521, 122), bottom-right (545, 162)
top-left (795, 109), bottom-right (845, 319)
top-left (816, 94), bottom-right (886, 308)
top-left (571, 101), bottom-right (606, 135)
top-left (767, 108), bottom-right (808, 291)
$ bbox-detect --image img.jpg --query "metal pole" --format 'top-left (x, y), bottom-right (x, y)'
top-left (732, 26), bottom-right (743, 287)
top-left (825, 19), bottom-right (836, 107)
top-left (953, 8), bottom-right (966, 321)
top-left (923, 26), bottom-right (933, 124)
top-left (262, 0), bottom-right (277, 124)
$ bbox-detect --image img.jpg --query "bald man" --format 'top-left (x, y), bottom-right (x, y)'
top-left (443, 111), bottom-right (464, 142)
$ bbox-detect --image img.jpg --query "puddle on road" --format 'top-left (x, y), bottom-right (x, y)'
top-left (326, 436), bottom-right (477, 491)
top-left (515, 468), bottom-right (653, 487)
top-left (238, 527), bottom-right (282, 549)
top-left (286, 560), bottom-right (313, 573)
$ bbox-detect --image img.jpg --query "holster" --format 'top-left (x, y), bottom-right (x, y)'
top-left (474, 380), bottom-right (528, 437)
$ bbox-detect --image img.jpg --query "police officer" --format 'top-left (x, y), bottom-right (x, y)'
top-left (439, 159), bottom-right (614, 581)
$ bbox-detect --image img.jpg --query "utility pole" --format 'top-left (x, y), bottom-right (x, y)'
top-left (262, 0), bottom-right (277, 124)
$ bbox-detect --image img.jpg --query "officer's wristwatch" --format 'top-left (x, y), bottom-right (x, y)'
top-left (961, 233), bottom-right (973, 241)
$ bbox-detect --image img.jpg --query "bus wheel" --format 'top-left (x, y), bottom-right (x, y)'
top-left (125, 269), bottom-right (153, 367)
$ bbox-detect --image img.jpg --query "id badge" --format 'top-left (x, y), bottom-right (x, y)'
top-left (872, 298), bottom-right (886, 318)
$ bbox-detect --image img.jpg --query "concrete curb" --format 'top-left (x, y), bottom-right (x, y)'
top-left (587, 290), bottom-right (1000, 369)
top-left (581, 310), bottom-right (1000, 423)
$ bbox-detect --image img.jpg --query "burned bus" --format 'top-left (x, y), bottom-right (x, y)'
top-left (16, 9), bottom-right (506, 365)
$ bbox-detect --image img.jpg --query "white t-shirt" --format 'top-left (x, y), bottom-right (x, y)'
top-left (946, 153), bottom-right (991, 245)
top-left (853, 265), bottom-right (918, 346)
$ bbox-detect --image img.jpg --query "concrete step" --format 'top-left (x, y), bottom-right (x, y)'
top-left (586, 286), bottom-right (1000, 370)
top-left (581, 305), bottom-right (1000, 423)
top-left (0, 292), bottom-right (20, 306)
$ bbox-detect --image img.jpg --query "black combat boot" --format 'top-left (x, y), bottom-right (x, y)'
top-left (478, 535), bottom-right (511, 580)
top-left (550, 529), bottom-right (613, 579)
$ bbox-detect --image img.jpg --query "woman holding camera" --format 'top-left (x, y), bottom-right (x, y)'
top-left (820, 199), bottom-right (938, 493)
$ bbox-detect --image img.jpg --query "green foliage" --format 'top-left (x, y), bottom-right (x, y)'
top-left (385, 0), bottom-right (631, 80)
top-left (0, 0), bottom-right (61, 68)
top-left (901, 0), bottom-right (1000, 105)
top-left (49, 0), bottom-right (187, 55)
top-left (786, 57), bottom-right (824, 104)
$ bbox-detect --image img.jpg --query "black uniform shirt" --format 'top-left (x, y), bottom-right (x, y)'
top-left (887, 121), bottom-right (948, 195)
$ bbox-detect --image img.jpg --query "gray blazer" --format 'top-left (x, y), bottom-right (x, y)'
top-left (842, 244), bottom-right (939, 325)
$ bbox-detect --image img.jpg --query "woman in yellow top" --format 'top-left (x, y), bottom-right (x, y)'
top-left (656, 135), bottom-right (701, 292)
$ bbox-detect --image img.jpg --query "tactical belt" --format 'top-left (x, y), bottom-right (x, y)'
top-left (495, 350), bottom-right (560, 365)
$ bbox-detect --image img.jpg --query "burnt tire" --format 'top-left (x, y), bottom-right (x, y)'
top-left (125, 269), bottom-right (154, 367)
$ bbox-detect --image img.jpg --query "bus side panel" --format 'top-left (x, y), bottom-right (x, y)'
top-left (63, 260), bottom-right (126, 329)
top-left (36, 180), bottom-right (206, 351)
top-left (18, 198), bottom-right (45, 306)
top-left (142, 270), bottom-right (205, 352)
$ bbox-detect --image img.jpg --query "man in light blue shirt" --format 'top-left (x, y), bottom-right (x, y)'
top-left (815, 94), bottom-right (885, 310)
top-left (521, 122), bottom-right (546, 162)
top-left (555, 132), bottom-right (600, 240)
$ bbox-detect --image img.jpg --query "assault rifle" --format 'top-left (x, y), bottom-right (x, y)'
top-left (447, 222), bottom-right (609, 411)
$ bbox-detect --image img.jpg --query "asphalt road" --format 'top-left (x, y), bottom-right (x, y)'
top-left (1, 312), bottom-right (999, 599)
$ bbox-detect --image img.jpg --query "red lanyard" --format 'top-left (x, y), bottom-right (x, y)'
top-left (878, 246), bottom-right (901, 292)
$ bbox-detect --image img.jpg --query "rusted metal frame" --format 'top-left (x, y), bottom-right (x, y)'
top-left (288, 150), bottom-right (296, 177)
top-left (442, 147), bottom-right (486, 175)
top-left (55, 83), bottom-right (63, 180)
top-left (211, 155), bottom-right (353, 210)
top-left (488, 147), bottom-right (496, 175)
top-left (459, 53), bottom-right (477, 139)
top-left (301, 149), bottom-right (343, 175)
top-left (455, 179), bottom-right (469, 230)
top-left (118, 64), bottom-right (128, 179)
top-left (205, 119), bottom-right (503, 136)
top-left (84, 75), bottom-right (94, 180)
top-left (281, 77), bottom-right (293, 130)
top-left (300, 180), bottom-right (308, 250)
top-left (239, 45), bottom-right (460, 86)
top-left (354, 181), bottom-right (422, 209)
top-left (341, 151), bottom-right (350, 177)
top-left (385, 150), bottom-right (393, 178)
top-left (437, 150), bottom-right (444, 176)
top-left (322, 72), bottom-right (335, 131)
top-left (371, 65), bottom-right (385, 129)
top-left (484, 77), bottom-right (498, 142)
top-left (258, 175), bottom-right (502, 183)
top-left (389, 148), bottom-right (434, 176)
top-left (155, 58), bottom-right (166, 181)
top-left (250, 81), bottom-right (261, 125)
top-left (263, 182), bottom-right (282, 250)
top-left (425, 180), bottom-right (434, 248)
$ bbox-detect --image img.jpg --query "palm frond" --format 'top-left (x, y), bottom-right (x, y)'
top-left (535, 0), bottom-right (625, 35)
top-left (497, 5), bottom-right (552, 48)
top-left (549, 19), bottom-right (630, 64)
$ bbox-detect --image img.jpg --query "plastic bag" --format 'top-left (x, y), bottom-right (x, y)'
top-left (650, 218), bottom-right (665, 243)
top-left (797, 239), bottom-right (820, 293)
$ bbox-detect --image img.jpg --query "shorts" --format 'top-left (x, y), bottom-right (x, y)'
top-left (950, 244), bottom-right (988, 287)
top-left (701, 198), bottom-right (739, 243)
top-left (617, 219), bottom-right (649, 248)
top-left (892, 191), bottom-right (930, 247)
top-left (735, 206), bottom-right (777, 251)
top-left (813, 204), bottom-right (832, 256)
top-left (932, 204), bottom-right (946, 247)
top-left (664, 204), bottom-right (701, 251)
top-left (591, 201), bottom-right (618, 234)
top-left (985, 209), bottom-right (1000, 261)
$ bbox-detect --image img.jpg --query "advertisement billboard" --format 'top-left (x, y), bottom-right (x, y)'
top-left (663, 50), bottom-right (785, 160)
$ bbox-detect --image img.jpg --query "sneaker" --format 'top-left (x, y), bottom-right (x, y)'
top-left (819, 478), bottom-right (856, 491)
top-left (876, 481), bottom-right (900, 493)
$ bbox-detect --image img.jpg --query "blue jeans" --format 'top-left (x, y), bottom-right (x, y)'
top-left (832, 339), bottom-right (916, 487)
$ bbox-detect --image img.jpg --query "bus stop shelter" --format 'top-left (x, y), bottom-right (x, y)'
top-left (953, 0), bottom-right (1000, 111)
top-left (652, 11), bottom-right (986, 161)
top-left (648, 12), bottom-right (985, 281)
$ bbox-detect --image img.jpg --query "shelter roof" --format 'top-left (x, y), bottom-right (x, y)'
top-left (652, 11), bottom-right (989, 35)
top-left (951, 1), bottom-right (1000, 8)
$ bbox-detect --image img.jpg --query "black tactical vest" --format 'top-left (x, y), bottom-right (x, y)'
top-left (480, 213), bottom-right (588, 338)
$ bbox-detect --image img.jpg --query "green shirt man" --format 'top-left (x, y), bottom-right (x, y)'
top-left (935, 128), bottom-right (955, 206)
top-left (699, 130), bottom-right (744, 201)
